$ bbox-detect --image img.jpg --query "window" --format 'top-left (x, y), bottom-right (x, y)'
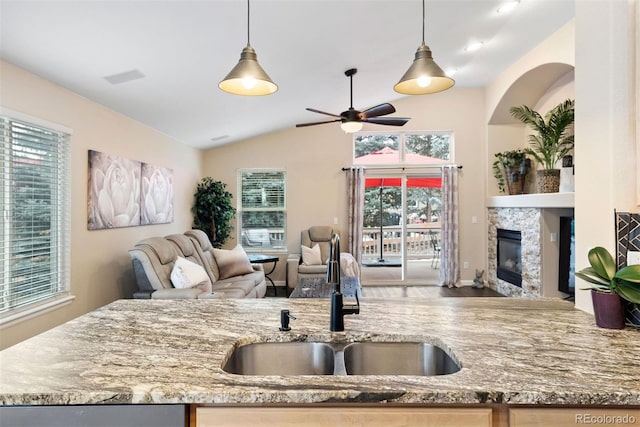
top-left (1, 115), bottom-right (71, 322)
top-left (354, 131), bottom-right (452, 163)
top-left (238, 169), bottom-right (286, 251)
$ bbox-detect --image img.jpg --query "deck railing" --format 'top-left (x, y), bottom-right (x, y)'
top-left (243, 226), bottom-right (440, 257)
top-left (362, 224), bottom-right (440, 259)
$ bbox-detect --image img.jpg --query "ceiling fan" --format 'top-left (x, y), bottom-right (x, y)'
top-left (296, 68), bottom-right (410, 133)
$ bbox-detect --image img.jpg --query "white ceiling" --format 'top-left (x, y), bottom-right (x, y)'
top-left (0, 0), bottom-right (574, 149)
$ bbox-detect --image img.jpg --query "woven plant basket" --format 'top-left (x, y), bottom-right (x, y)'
top-left (507, 176), bottom-right (525, 195)
top-left (504, 167), bottom-right (526, 195)
top-left (537, 169), bottom-right (560, 193)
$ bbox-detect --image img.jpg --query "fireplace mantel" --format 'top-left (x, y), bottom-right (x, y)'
top-left (487, 192), bottom-right (574, 208)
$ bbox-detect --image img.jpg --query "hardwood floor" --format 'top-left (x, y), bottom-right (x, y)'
top-left (270, 285), bottom-right (503, 299)
top-left (360, 285), bottom-right (503, 298)
top-left (269, 257), bottom-right (504, 298)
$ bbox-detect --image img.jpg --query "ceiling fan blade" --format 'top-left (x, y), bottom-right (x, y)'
top-left (361, 103), bottom-right (396, 119)
top-left (296, 119), bottom-right (342, 128)
top-left (305, 108), bottom-right (341, 118)
top-left (363, 117), bottom-right (410, 127)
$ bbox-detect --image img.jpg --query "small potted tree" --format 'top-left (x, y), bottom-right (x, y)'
top-left (576, 246), bottom-right (640, 329)
top-left (492, 149), bottom-right (530, 195)
top-left (509, 99), bottom-right (575, 193)
top-left (192, 177), bottom-right (236, 248)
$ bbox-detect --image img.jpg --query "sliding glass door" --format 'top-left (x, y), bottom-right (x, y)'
top-left (354, 131), bottom-right (452, 285)
top-left (360, 173), bottom-right (442, 284)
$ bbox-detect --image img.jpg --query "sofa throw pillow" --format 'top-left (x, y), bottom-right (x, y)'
top-left (170, 256), bottom-right (209, 289)
top-left (301, 244), bottom-right (323, 266)
top-left (212, 244), bottom-right (255, 280)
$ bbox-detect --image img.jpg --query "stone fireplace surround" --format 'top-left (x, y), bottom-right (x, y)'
top-left (487, 193), bottom-right (575, 298)
top-left (488, 208), bottom-right (541, 297)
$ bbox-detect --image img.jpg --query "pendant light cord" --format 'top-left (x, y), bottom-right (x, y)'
top-left (247, 0), bottom-right (251, 46)
top-left (422, 0), bottom-right (425, 44)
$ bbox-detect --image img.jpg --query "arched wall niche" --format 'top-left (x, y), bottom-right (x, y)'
top-left (486, 62), bottom-right (575, 197)
top-left (489, 62), bottom-right (575, 125)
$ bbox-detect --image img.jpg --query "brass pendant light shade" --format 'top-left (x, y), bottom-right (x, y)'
top-left (219, 0), bottom-right (277, 96)
top-left (219, 45), bottom-right (278, 96)
top-left (394, 0), bottom-right (454, 95)
top-left (394, 43), bottom-right (454, 95)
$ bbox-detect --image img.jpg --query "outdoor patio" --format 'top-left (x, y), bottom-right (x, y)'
top-left (360, 224), bottom-right (441, 285)
top-left (360, 258), bottom-right (441, 284)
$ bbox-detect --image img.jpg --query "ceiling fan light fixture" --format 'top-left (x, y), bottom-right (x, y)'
top-left (296, 68), bottom-right (410, 131)
top-left (394, 0), bottom-right (455, 95)
top-left (219, 45), bottom-right (278, 96)
top-left (219, 0), bottom-right (277, 96)
top-left (340, 121), bottom-right (363, 133)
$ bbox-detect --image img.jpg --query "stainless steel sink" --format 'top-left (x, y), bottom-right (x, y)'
top-left (223, 340), bottom-right (460, 376)
top-left (222, 342), bottom-right (335, 375)
top-left (343, 342), bottom-right (460, 376)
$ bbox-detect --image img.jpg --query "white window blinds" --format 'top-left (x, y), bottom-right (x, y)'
top-left (238, 170), bottom-right (286, 251)
top-left (1, 116), bottom-right (71, 316)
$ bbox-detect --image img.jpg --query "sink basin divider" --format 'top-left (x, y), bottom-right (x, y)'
top-left (332, 345), bottom-right (347, 376)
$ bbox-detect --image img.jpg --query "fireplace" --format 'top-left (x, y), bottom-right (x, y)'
top-left (497, 228), bottom-right (522, 287)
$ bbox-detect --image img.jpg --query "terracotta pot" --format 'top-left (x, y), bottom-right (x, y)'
top-left (537, 169), bottom-right (560, 193)
top-left (591, 290), bottom-right (625, 329)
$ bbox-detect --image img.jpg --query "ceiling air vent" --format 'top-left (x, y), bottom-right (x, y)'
top-left (104, 69), bottom-right (145, 85)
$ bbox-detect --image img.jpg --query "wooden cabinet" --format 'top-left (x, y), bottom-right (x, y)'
top-left (195, 407), bottom-right (492, 427)
top-left (510, 408), bottom-right (640, 427)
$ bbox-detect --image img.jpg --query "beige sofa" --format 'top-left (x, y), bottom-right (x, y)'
top-left (129, 229), bottom-right (267, 299)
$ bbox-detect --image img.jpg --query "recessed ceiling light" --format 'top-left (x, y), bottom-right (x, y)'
top-left (497, 1), bottom-right (520, 14)
top-left (465, 42), bottom-right (484, 52)
top-left (103, 69), bottom-right (145, 85)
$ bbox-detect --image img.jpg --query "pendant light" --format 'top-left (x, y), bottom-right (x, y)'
top-left (219, 0), bottom-right (277, 96)
top-left (394, 0), bottom-right (454, 95)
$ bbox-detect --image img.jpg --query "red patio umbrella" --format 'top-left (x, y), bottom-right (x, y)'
top-left (354, 147), bottom-right (446, 188)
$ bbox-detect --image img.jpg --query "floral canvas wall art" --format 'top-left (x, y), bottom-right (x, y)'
top-left (88, 150), bottom-right (174, 229)
top-left (141, 163), bottom-right (173, 225)
top-left (88, 150), bottom-right (142, 230)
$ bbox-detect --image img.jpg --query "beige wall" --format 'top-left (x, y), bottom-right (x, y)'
top-left (574, 0), bottom-right (637, 313)
top-left (203, 88), bottom-right (487, 283)
top-left (0, 61), bottom-right (202, 349)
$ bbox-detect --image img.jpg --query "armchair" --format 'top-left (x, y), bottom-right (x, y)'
top-left (286, 226), bottom-right (360, 293)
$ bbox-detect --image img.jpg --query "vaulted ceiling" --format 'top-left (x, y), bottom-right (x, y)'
top-left (0, 0), bottom-right (574, 149)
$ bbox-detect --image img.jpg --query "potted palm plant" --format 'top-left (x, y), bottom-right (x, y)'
top-left (576, 246), bottom-right (640, 329)
top-left (492, 149), bottom-right (530, 195)
top-left (509, 99), bottom-right (575, 193)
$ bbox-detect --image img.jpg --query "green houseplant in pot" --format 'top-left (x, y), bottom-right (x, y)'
top-left (492, 149), bottom-right (530, 195)
top-left (192, 177), bottom-right (236, 248)
top-left (509, 99), bottom-right (575, 193)
top-left (575, 246), bottom-right (640, 329)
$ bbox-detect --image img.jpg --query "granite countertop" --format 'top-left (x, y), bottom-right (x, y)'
top-left (0, 297), bottom-right (639, 406)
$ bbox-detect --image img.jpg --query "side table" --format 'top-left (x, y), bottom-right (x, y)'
top-left (247, 254), bottom-right (280, 296)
